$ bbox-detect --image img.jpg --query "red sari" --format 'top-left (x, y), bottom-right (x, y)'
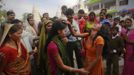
top-left (0, 43), bottom-right (31, 75)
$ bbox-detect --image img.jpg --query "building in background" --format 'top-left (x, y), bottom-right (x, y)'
top-left (82, 0), bottom-right (134, 15)
top-left (73, 0), bottom-right (88, 14)
top-left (32, 5), bottom-right (41, 23)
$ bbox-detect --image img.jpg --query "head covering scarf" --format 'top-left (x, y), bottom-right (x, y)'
top-left (128, 18), bottom-right (134, 30)
top-left (37, 20), bottom-right (52, 71)
top-left (0, 24), bottom-right (14, 46)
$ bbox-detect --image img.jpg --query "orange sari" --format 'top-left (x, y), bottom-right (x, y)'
top-left (0, 43), bottom-right (31, 75)
top-left (83, 36), bottom-right (104, 75)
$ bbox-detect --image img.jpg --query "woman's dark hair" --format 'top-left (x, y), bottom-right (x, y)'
top-left (44, 21), bottom-right (66, 52)
top-left (4, 24), bottom-right (22, 44)
top-left (92, 25), bottom-right (111, 58)
top-left (92, 25), bottom-right (109, 46)
top-left (9, 24), bottom-right (22, 34)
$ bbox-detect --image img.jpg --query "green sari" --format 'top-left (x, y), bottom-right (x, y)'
top-left (37, 22), bottom-right (48, 74)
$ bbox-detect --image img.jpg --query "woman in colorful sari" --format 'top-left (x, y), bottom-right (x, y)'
top-left (45, 21), bottom-right (88, 75)
top-left (67, 23), bottom-right (104, 75)
top-left (0, 23), bottom-right (31, 75)
top-left (85, 12), bottom-right (98, 33)
top-left (122, 18), bottom-right (134, 75)
top-left (83, 25), bottom-right (104, 75)
top-left (37, 20), bottom-right (53, 74)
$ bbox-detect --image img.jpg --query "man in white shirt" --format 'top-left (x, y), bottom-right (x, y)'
top-left (65, 8), bottom-right (83, 69)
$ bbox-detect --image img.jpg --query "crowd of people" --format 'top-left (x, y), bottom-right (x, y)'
top-left (0, 5), bottom-right (134, 75)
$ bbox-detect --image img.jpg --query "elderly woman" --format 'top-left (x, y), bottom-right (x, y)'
top-left (0, 24), bottom-right (31, 75)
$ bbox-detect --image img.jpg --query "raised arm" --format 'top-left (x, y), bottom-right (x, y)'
top-left (47, 42), bottom-right (88, 74)
top-left (67, 23), bottom-right (89, 37)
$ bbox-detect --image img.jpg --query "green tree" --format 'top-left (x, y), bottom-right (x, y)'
top-left (0, 0), bottom-right (6, 23)
top-left (0, 10), bottom-right (6, 23)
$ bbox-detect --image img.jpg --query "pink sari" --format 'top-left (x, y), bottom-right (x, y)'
top-left (122, 29), bottom-right (134, 75)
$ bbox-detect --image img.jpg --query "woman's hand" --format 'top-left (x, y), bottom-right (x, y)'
top-left (73, 68), bottom-right (89, 75)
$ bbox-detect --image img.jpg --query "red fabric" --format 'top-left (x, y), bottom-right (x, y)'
top-left (47, 41), bottom-right (58, 58)
top-left (79, 17), bottom-right (86, 33)
top-left (47, 41), bottom-right (59, 75)
top-left (0, 43), bottom-right (30, 75)
top-left (20, 43), bottom-right (28, 60)
top-left (0, 43), bottom-right (27, 64)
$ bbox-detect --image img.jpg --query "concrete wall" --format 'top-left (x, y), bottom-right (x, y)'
top-left (118, 0), bottom-right (134, 11)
